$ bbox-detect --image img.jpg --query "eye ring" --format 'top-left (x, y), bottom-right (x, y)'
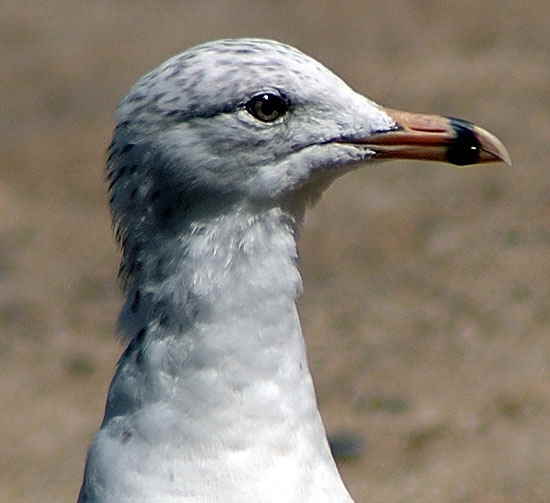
top-left (245, 93), bottom-right (289, 123)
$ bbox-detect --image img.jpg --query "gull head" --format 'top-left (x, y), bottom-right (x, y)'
top-left (108, 38), bottom-right (509, 229)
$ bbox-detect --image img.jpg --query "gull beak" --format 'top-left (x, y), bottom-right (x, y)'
top-left (357, 107), bottom-right (511, 167)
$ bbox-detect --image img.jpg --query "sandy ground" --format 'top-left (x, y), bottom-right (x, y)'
top-left (2, 1), bottom-right (549, 502)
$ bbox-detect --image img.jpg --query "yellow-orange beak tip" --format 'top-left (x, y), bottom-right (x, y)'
top-left (468, 122), bottom-right (512, 167)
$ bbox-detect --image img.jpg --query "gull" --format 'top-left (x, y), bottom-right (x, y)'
top-left (77, 38), bottom-right (510, 503)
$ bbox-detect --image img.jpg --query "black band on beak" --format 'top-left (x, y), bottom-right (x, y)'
top-left (446, 117), bottom-right (482, 166)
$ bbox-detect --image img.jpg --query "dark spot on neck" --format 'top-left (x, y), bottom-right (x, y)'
top-left (133, 327), bottom-right (147, 367)
top-left (154, 257), bottom-right (166, 281)
top-left (118, 327), bottom-right (147, 370)
top-left (108, 166), bottom-right (127, 190)
top-left (120, 143), bottom-right (135, 155)
top-left (160, 206), bottom-right (174, 221)
top-left (158, 311), bottom-right (170, 328)
top-left (151, 299), bottom-right (171, 328)
top-left (131, 289), bottom-right (141, 313)
top-left (120, 429), bottom-right (133, 444)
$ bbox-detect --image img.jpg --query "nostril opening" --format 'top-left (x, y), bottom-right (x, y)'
top-left (409, 126), bottom-right (446, 133)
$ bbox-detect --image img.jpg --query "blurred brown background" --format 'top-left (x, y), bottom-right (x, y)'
top-left (2, 1), bottom-right (548, 502)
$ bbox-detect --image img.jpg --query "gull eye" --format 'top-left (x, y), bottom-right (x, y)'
top-left (245, 93), bottom-right (289, 122)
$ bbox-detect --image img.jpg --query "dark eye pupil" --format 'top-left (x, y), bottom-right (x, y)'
top-left (246, 93), bottom-right (288, 122)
